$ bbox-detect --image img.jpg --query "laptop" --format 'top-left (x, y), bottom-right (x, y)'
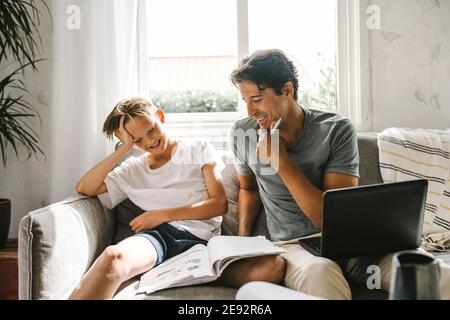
top-left (298, 179), bottom-right (428, 260)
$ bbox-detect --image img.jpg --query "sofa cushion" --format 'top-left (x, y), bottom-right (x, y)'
top-left (220, 153), bottom-right (270, 237)
top-left (357, 133), bottom-right (383, 186)
top-left (19, 196), bottom-right (115, 299)
top-left (220, 153), bottom-right (240, 236)
top-left (112, 199), bottom-right (144, 244)
top-left (113, 279), bottom-right (237, 300)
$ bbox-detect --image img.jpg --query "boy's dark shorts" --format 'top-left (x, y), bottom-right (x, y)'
top-left (134, 223), bottom-right (207, 266)
top-left (112, 198), bottom-right (207, 266)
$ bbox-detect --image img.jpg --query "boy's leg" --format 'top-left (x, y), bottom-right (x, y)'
top-left (69, 235), bottom-right (158, 300)
top-left (280, 242), bottom-right (352, 300)
top-left (214, 255), bottom-right (286, 288)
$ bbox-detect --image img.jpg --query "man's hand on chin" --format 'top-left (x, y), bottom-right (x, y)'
top-left (256, 125), bottom-right (288, 172)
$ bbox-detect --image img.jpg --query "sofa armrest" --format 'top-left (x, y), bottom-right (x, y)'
top-left (18, 196), bottom-right (115, 300)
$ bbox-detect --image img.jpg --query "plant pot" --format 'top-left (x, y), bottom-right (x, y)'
top-left (0, 199), bottom-right (11, 249)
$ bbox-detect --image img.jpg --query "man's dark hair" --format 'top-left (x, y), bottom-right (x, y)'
top-left (230, 49), bottom-right (299, 100)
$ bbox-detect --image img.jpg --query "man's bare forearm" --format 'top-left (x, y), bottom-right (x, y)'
top-left (277, 154), bottom-right (323, 226)
top-left (237, 189), bottom-right (262, 236)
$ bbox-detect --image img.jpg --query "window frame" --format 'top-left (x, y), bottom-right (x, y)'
top-left (136, 0), bottom-right (372, 131)
top-left (337, 0), bottom-right (372, 132)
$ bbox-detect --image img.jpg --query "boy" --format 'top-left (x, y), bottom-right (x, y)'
top-left (70, 98), bottom-right (285, 299)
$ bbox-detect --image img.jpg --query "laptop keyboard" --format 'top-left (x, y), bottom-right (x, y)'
top-left (300, 237), bottom-right (322, 252)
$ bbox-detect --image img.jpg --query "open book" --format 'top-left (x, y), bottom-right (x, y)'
top-left (137, 235), bottom-right (286, 294)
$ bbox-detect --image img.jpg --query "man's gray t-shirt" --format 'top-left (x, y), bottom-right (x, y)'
top-left (230, 107), bottom-right (359, 241)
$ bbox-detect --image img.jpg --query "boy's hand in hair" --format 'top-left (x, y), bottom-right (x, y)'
top-left (130, 211), bottom-right (168, 233)
top-left (115, 116), bottom-right (134, 153)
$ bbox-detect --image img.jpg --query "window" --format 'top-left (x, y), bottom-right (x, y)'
top-left (143, 0), bottom-right (238, 116)
top-left (137, 0), bottom-right (371, 142)
top-left (248, 0), bottom-right (338, 113)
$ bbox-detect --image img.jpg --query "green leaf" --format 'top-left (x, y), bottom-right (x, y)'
top-left (0, 0), bottom-right (51, 68)
top-left (0, 61), bottom-right (46, 166)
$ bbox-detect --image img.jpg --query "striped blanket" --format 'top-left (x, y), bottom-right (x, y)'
top-left (378, 128), bottom-right (450, 252)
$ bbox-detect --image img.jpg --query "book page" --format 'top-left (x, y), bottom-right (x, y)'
top-left (207, 236), bottom-right (286, 274)
top-left (138, 244), bottom-right (215, 294)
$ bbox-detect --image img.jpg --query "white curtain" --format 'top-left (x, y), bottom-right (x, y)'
top-left (50, 0), bottom-right (140, 202)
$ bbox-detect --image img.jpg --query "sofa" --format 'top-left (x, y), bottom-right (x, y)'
top-left (18, 133), bottom-right (450, 300)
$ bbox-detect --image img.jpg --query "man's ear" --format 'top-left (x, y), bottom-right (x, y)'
top-left (282, 82), bottom-right (295, 97)
top-left (156, 108), bottom-right (165, 124)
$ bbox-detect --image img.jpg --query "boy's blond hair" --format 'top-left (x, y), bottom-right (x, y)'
top-left (103, 97), bottom-right (157, 140)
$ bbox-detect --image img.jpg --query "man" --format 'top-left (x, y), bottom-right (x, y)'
top-left (229, 49), bottom-right (361, 300)
top-left (230, 49), bottom-right (450, 301)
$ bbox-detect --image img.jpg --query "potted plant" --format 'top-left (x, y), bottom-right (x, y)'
top-left (0, 0), bottom-right (50, 248)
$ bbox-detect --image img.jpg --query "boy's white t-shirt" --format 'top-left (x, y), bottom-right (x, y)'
top-left (97, 139), bottom-right (225, 240)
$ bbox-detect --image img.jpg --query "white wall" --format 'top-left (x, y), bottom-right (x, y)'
top-left (0, 0), bottom-right (53, 239)
top-left (370, 0), bottom-right (450, 131)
